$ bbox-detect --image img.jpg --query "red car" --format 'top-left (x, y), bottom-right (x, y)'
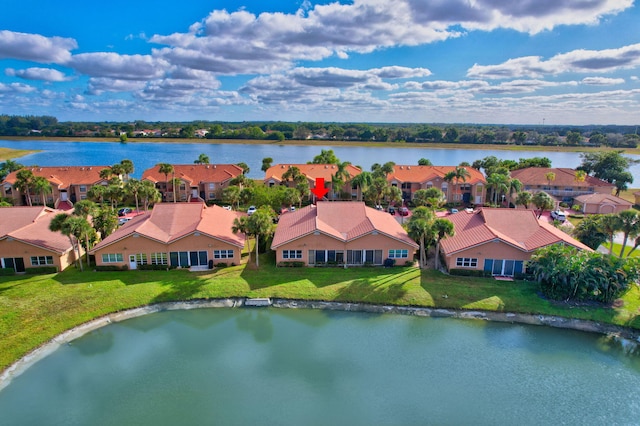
top-left (399, 207), bottom-right (409, 216)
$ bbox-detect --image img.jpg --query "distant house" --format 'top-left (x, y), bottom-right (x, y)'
top-left (510, 167), bottom-right (614, 202)
top-left (573, 193), bottom-right (632, 214)
top-left (439, 208), bottom-right (591, 277)
top-left (142, 164), bottom-right (244, 203)
top-left (271, 201), bottom-right (418, 266)
top-left (386, 165), bottom-right (486, 204)
top-left (1, 166), bottom-right (112, 209)
top-left (90, 203), bottom-right (246, 269)
top-left (0, 206), bottom-right (78, 272)
top-left (264, 164), bottom-right (362, 200)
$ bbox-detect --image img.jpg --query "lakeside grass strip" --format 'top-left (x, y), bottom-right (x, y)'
top-left (0, 148), bottom-right (39, 161)
top-left (2, 257), bottom-right (639, 373)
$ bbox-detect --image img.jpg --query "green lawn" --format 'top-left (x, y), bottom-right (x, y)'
top-left (2, 254), bottom-right (639, 373)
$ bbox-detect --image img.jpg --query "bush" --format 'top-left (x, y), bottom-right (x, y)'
top-left (384, 258), bottom-right (396, 267)
top-left (277, 261), bottom-right (305, 267)
top-left (95, 265), bottom-right (128, 271)
top-left (559, 202), bottom-right (569, 208)
top-left (0, 268), bottom-right (15, 276)
top-left (449, 268), bottom-right (492, 278)
top-left (25, 266), bottom-right (57, 275)
top-left (138, 264), bottom-right (174, 271)
top-left (572, 204), bottom-right (581, 212)
top-left (215, 262), bottom-right (229, 268)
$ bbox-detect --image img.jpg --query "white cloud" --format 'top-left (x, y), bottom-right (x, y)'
top-left (5, 67), bottom-right (71, 82)
top-left (69, 52), bottom-right (169, 80)
top-left (87, 78), bottom-right (147, 95)
top-left (581, 76), bottom-right (625, 85)
top-left (0, 30), bottom-right (77, 63)
top-left (468, 43), bottom-right (640, 79)
top-left (0, 82), bottom-right (37, 93)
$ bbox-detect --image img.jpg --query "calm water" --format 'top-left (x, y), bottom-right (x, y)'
top-left (3, 139), bottom-right (639, 181)
top-left (1, 308), bottom-right (639, 425)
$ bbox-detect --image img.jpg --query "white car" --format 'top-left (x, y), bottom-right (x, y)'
top-left (550, 210), bottom-right (567, 222)
top-left (247, 206), bottom-right (257, 216)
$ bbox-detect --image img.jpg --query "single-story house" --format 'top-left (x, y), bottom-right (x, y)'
top-left (142, 164), bottom-right (244, 203)
top-left (439, 208), bottom-right (591, 277)
top-left (271, 201), bottom-right (418, 266)
top-left (90, 203), bottom-right (246, 269)
top-left (509, 167), bottom-right (615, 203)
top-left (264, 164), bottom-right (362, 200)
top-left (386, 165), bottom-right (486, 205)
top-left (573, 193), bottom-right (633, 214)
top-left (0, 206), bottom-right (78, 272)
top-left (1, 166), bottom-right (112, 209)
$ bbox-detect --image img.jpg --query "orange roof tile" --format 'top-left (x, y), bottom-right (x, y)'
top-left (387, 165), bottom-right (486, 185)
top-left (142, 164), bottom-right (243, 185)
top-left (440, 208), bottom-right (591, 255)
top-left (264, 164), bottom-right (362, 183)
top-left (3, 166), bottom-right (110, 189)
top-left (573, 193), bottom-right (632, 206)
top-left (271, 201), bottom-right (418, 248)
top-left (510, 168), bottom-right (614, 189)
top-left (91, 203), bottom-right (245, 252)
top-left (0, 206), bottom-right (75, 253)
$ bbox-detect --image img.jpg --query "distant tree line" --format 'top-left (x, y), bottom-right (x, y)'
top-left (1, 114), bottom-right (639, 148)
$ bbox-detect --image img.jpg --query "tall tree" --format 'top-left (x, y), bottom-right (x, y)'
top-left (616, 210), bottom-right (640, 257)
top-left (351, 171), bottom-right (373, 202)
top-left (32, 176), bottom-right (52, 206)
top-left (194, 153), bottom-right (210, 164)
top-left (572, 214), bottom-right (608, 250)
top-left (311, 149), bottom-right (339, 164)
top-left (600, 214), bottom-right (623, 256)
top-left (261, 157), bottom-right (273, 172)
top-left (119, 159), bottom-right (134, 181)
top-left (515, 191), bottom-right (533, 209)
top-left (433, 218), bottom-right (454, 271)
top-left (158, 163), bottom-right (174, 202)
top-left (578, 151), bottom-right (636, 191)
top-left (13, 168), bottom-right (34, 206)
top-left (139, 180), bottom-right (161, 211)
top-left (236, 162), bottom-right (250, 175)
top-left (405, 207), bottom-right (435, 269)
top-left (124, 178), bottom-right (143, 212)
top-left (532, 191), bottom-right (554, 218)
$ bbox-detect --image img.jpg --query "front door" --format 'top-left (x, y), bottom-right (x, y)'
top-left (191, 188), bottom-right (198, 199)
top-left (129, 255), bottom-right (137, 270)
top-left (60, 191), bottom-right (68, 201)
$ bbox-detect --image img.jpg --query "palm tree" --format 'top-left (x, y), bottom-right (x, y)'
top-left (261, 157), bottom-right (273, 172)
top-left (544, 171), bottom-right (556, 189)
top-left (139, 180), bottom-right (161, 211)
top-left (515, 191), bottom-right (533, 209)
top-left (32, 176), bottom-right (52, 206)
top-left (232, 215), bottom-right (250, 259)
top-left (433, 218), bottom-right (454, 271)
top-left (194, 153), bottom-right (210, 164)
top-left (223, 186), bottom-right (242, 210)
top-left (124, 178), bottom-right (143, 213)
top-left (452, 166), bottom-right (471, 205)
top-left (236, 162), bottom-right (250, 175)
top-left (93, 207), bottom-right (118, 239)
top-left (600, 214), bottom-right (623, 256)
top-left (405, 207), bottom-right (434, 269)
top-left (574, 170), bottom-right (587, 184)
top-left (351, 171), bottom-right (373, 201)
top-left (486, 173), bottom-right (509, 206)
top-left (331, 161), bottom-right (352, 200)
top-left (616, 210), bottom-right (640, 257)
top-left (13, 168), bottom-right (34, 206)
top-left (412, 189), bottom-right (431, 207)
top-left (49, 213), bottom-right (86, 271)
top-left (507, 178), bottom-right (523, 205)
top-left (120, 159), bottom-right (134, 181)
top-left (88, 184), bottom-right (108, 205)
top-left (170, 177), bottom-right (182, 203)
top-left (158, 163), bottom-right (174, 202)
top-left (246, 207), bottom-right (275, 267)
top-left (532, 191), bottom-right (555, 218)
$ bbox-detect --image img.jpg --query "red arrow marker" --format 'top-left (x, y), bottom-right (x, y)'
top-left (311, 177), bottom-right (329, 199)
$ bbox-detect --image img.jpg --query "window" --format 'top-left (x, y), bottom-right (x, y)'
top-left (208, 183), bottom-right (215, 190)
top-left (401, 182), bottom-right (411, 189)
top-left (214, 250), bottom-right (234, 259)
top-left (282, 250), bottom-right (302, 259)
top-left (208, 192), bottom-right (216, 199)
top-left (133, 253), bottom-right (148, 265)
top-left (80, 195), bottom-right (87, 200)
top-left (180, 184), bottom-right (186, 190)
top-left (102, 253), bottom-right (123, 263)
top-left (31, 256), bottom-right (53, 266)
top-left (388, 249), bottom-right (408, 259)
top-left (456, 257), bottom-right (478, 267)
top-left (79, 185), bottom-right (87, 193)
top-left (150, 252), bottom-right (167, 265)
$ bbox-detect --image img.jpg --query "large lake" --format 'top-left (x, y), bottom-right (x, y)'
top-left (0, 308), bottom-right (639, 425)
top-left (2, 139), bottom-right (640, 182)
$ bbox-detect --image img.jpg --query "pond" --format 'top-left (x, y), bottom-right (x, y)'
top-left (3, 140), bottom-right (640, 182)
top-left (1, 308), bottom-right (639, 425)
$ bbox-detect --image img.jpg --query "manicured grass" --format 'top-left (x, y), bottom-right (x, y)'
top-left (2, 253), bottom-right (640, 373)
top-left (601, 242), bottom-right (640, 258)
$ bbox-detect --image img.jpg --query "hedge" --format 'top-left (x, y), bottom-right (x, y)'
top-left (25, 266), bottom-right (57, 275)
top-left (0, 268), bottom-right (15, 276)
top-left (449, 268), bottom-right (492, 278)
top-left (95, 265), bottom-right (129, 272)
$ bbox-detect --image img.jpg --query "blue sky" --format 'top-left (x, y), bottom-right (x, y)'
top-left (1, 0), bottom-right (640, 124)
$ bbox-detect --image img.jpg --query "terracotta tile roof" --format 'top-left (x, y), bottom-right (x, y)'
top-left (573, 193), bottom-right (633, 206)
top-left (3, 166), bottom-right (110, 189)
top-left (440, 208), bottom-right (591, 255)
top-left (387, 165), bottom-right (486, 185)
top-left (509, 168), bottom-right (614, 189)
top-left (271, 201), bottom-right (418, 248)
top-left (0, 206), bottom-right (74, 253)
top-left (91, 203), bottom-right (245, 252)
top-left (142, 164), bottom-right (243, 185)
top-left (264, 164), bottom-right (362, 183)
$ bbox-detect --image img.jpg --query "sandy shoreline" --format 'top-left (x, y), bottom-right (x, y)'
top-left (2, 298), bottom-right (639, 392)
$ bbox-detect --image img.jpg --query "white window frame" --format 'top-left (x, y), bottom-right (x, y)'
top-left (150, 252), bottom-right (168, 265)
top-left (214, 250), bottom-right (234, 259)
top-left (456, 257), bottom-right (478, 268)
top-left (388, 249), bottom-right (408, 259)
top-left (282, 250), bottom-right (302, 259)
top-left (102, 253), bottom-right (124, 263)
top-left (31, 255), bottom-right (54, 266)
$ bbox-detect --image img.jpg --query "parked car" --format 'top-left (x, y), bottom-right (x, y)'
top-left (399, 207), bottom-right (410, 216)
top-left (223, 205), bottom-right (232, 210)
top-left (247, 206), bottom-right (257, 216)
top-left (388, 206), bottom-right (396, 215)
top-left (551, 210), bottom-right (567, 222)
top-left (118, 207), bottom-right (132, 217)
top-left (118, 217), bottom-right (131, 225)
top-left (450, 208), bottom-right (459, 214)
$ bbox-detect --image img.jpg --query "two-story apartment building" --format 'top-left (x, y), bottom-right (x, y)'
top-left (1, 166), bottom-right (111, 209)
top-left (386, 165), bottom-right (486, 205)
top-left (264, 164), bottom-right (362, 200)
top-left (142, 164), bottom-right (244, 203)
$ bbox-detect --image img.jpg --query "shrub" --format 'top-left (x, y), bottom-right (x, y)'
top-left (215, 262), bottom-right (229, 268)
top-left (572, 204), bottom-right (581, 212)
top-left (95, 265), bottom-right (128, 271)
top-left (384, 258), bottom-right (396, 267)
top-left (277, 261), bottom-right (305, 267)
top-left (25, 266), bottom-right (57, 275)
top-left (449, 268), bottom-right (492, 278)
top-left (0, 268), bottom-right (15, 276)
top-left (138, 264), bottom-right (172, 271)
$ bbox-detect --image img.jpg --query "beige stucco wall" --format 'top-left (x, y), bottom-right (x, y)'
top-left (0, 239), bottom-right (75, 271)
top-left (93, 233), bottom-right (242, 267)
top-left (275, 232), bottom-right (416, 266)
top-left (581, 202), bottom-right (631, 215)
top-left (443, 240), bottom-right (531, 272)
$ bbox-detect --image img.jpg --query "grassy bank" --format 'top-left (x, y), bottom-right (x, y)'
top-left (0, 148), bottom-right (39, 161)
top-left (3, 136), bottom-right (639, 155)
top-left (2, 254), bottom-right (639, 373)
